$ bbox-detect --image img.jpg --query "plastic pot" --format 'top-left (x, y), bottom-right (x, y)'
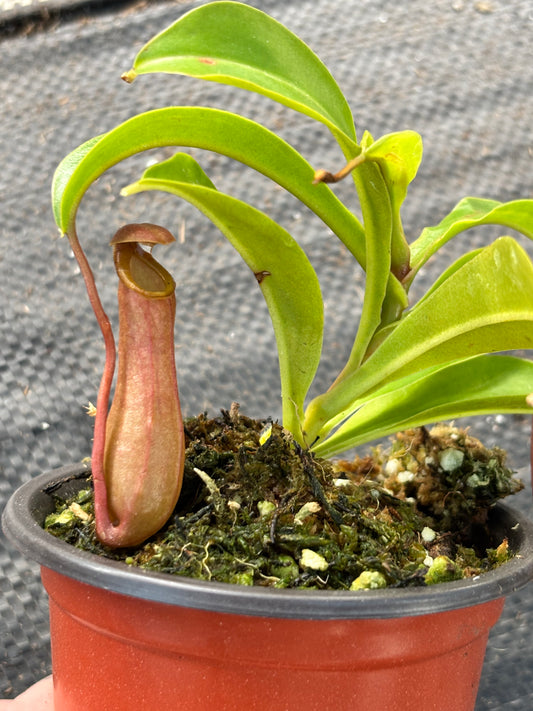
top-left (3, 464), bottom-right (533, 711)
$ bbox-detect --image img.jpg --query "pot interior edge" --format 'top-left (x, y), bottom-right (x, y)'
top-left (3, 464), bottom-right (533, 620)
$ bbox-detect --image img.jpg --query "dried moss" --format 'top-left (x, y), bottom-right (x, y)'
top-left (44, 407), bottom-right (522, 590)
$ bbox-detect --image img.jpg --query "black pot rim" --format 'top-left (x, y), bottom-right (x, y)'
top-left (3, 464), bottom-right (533, 620)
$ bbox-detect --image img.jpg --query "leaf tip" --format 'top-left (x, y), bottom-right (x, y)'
top-left (121, 69), bottom-right (137, 84)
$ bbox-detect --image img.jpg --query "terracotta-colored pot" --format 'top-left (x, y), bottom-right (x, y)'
top-left (3, 465), bottom-right (533, 711)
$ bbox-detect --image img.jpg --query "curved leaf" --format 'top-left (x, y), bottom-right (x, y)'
top-left (52, 107), bottom-right (366, 266)
top-left (362, 130), bottom-right (422, 275)
top-left (304, 236), bottom-right (533, 443)
top-left (363, 130), bottom-right (423, 187)
top-left (51, 135), bottom-right (102, 225)
top-left (123, 1), bottom-right (356, 148)
top-left (122, 153), bottom-right (323, 441)
top-left (330, 163), bottom-right (392, 381)
top-left (409, 197), bottom-right (533, 276)
top-left (312, 355), bottom-right (533, 457)
top-left (414, 247), bottom-right (484, 309)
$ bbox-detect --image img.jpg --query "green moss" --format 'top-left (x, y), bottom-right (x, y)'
top-left (44, 411), bottom-right (523, 590)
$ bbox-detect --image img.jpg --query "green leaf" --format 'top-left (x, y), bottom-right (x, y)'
top-left (414, 247), bottom-right (484, 309)
top-left (361, 130), bottom-right (422, 275)
top-left (363, 130), bottom-right (422, 187)
top-left (149, 150), bottom-right (216, 190)
top-left (123, 1), bottom-right (356, 148)
top-left (52, 107), bottom-right (366, 266)
top-left (303, 236), bottom-right (533, 443)
top-left (122, 153), bottom-right (323, 441)
top-left (330, 163), bottom-right (393, 381)
top-left (312, 355), bottom-right (533, 457)
top-left (409, 197), bottom-right (533, 276)
top-left (51, 135), bottom-right (102, 226)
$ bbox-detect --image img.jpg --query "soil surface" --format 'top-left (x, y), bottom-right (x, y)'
top-left (44, 405), bottom-right (522, 590)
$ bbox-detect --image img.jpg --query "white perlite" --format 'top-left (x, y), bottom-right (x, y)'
top-left (300, 549), bottom-right (328, 571)
top-left (421, 526), bottom-right (437, 543)
top-left (438, 448), bottom-right (464, 472)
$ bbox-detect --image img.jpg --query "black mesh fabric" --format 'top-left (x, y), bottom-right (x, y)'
top-left (1, 0), bottom-right (532, 706)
